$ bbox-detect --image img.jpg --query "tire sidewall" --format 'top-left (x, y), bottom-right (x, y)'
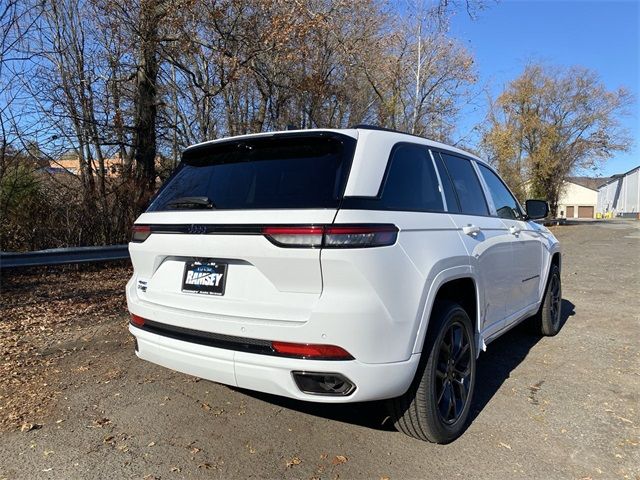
top-left (542, 265), bottom-right (562, 335)
top-left (423, 303), bottom-right (477, 443)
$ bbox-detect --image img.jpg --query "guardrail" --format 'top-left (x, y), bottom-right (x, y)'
top-left (0, 245), bottom-right (129, 269)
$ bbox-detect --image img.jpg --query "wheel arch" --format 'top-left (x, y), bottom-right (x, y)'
top-left (539, 249), bottom-right (562, 301)
top-left (412, 268), bottom-right (481, 357)
top-left (551, 251), bottom-right (561, 271)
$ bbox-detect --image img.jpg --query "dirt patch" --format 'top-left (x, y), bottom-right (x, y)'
top-left (0, 263), bottom-right (131, 431)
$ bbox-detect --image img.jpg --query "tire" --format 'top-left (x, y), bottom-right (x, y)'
top-left (533, 264), bottom-right (562, 336)
top-left (388, 301), bottom-right (476, 443)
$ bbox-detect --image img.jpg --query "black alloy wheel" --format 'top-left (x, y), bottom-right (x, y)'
top-left (534, 264), bottom-right (563, 336)
top-left (548, 273), bottom-right (561, 329)
top-left (434, 321), bottom-right (473, 425)
top-left (389, 301), bottom-right (476, 443)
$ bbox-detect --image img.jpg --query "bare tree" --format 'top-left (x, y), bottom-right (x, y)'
top-left (2, 0), bottom-right (488, 250)
top-left (482, 63), bottom-right (631, 214)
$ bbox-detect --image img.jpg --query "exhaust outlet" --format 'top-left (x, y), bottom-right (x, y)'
top-left (292, 371), bottom-right (356, 396)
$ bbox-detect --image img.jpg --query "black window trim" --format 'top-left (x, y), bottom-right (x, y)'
top-left (475, 161), bottom-right (527, 220)
top-left (429, 149), bottom-right (462, 213)
top-left (432, 148), bottom-right (493, 218)
top-left (427, 148), bottom-right (450, 211)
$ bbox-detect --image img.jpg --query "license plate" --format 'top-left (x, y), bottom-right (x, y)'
top-left (182, 260), bottom-right (227, 296)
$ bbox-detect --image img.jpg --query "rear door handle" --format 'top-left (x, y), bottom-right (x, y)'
top-left (462, 225), bottom-right (481, 236)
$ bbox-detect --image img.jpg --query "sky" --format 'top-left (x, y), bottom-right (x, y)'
top-left (449, 0), bottom-right (639, 177)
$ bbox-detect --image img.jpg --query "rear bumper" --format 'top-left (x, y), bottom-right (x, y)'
top-left (130, 324), bottom-right (420, 403)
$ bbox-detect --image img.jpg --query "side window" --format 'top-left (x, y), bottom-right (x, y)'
top-left (378, 144), bottom-right (443, 211)
top-left (432, 151), bottom-right (460, 213)
top-left (477, 164), bottom-right (523, 220)
top-left (440, 153), bottom-right (489, 216)
top-left (343, 143), bottom-right (445, 212)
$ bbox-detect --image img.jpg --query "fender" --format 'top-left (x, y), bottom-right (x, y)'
top-left (538, 242), bottom-right (562, 304)
top-left (411, 265), bottom-right (483, 357)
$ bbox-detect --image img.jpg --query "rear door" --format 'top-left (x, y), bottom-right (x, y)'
top-left (129, 132), bottom-right (356, 327)
top-left (434, 151), bottom-right (515, 336)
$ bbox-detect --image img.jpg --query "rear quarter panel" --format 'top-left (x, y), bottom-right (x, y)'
top-left (324, 209), bottom-right (471, 363)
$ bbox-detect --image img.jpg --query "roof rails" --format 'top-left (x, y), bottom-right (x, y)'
top-left (351, 124), bottom-right (412, 135)
top-left (351, 124), bottom-right (434, 142)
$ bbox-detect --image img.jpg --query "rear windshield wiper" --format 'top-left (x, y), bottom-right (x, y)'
top-left (165, 196), bottom-right (215, 209)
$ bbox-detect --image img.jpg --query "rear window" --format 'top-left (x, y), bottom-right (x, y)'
top-left (148, 134), bottom-right (356, 211)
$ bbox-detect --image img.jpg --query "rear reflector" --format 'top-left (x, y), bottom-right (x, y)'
top-left (263, 224), bottom-right (398, 248)
top-left (271, 341), bottom-right (353, 360)
top-left (131, 225), bottom-right (151, 243)
top-left (130, 313), bottom-right (146, 327)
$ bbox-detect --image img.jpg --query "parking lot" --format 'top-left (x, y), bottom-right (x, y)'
top-left (1, 220), bottom-right (638, 479)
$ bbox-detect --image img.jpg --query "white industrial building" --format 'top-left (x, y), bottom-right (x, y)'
top-left (557, 177), bottom-right (601, 219)
top-left (596, 166), bottom-right (640, 218)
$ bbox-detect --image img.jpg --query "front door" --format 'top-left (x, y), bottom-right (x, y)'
top-left (433, 151), bottom-right (516, 336)
top-left (475, 163), bottom-right (544, 321)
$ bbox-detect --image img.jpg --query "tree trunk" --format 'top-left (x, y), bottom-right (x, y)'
top-left (133, 0), bottom-right (160, 199)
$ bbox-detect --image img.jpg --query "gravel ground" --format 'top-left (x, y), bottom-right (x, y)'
top-left (0, 220), bottom-right (638, 480)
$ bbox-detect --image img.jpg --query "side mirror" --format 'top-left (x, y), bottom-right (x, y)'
top-left (525, 199), bottom-right (549, 220)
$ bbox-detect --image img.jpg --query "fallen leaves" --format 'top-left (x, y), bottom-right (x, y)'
top-left (1, 264), bottom-right (131, 431)
top-left (91, 417), bottom-right (112, 428)
top-left (201, 402), bottom-right (224, 415)
top-left (20, 423), bottom-right (42, 432)
top-left (286, 456), bottom-right (302, 468)
top-left (332, 455), bottom-right (348, 465)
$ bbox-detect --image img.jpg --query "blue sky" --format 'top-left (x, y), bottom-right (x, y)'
top-left (449, 0), bottom-right (639, 177)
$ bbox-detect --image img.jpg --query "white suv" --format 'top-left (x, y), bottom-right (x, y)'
top-left (126, 126), bottom-right (562, 443)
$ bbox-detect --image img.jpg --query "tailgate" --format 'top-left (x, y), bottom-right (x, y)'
top-left (129, 210), bottom-right (336, 324)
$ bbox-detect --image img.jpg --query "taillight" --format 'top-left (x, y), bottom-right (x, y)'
top-left (131, 225), bottom-right (151, 243)
top-left (130, 313), bottom-right (146, 327)
top-left (262, 226), bottom-right (324, 248)
top-left (324, 225), bottom-right (398, 248)
top-left (263, 224), bottom-right (398, 248)
top-left (271, 341), bottom-right (353, 360)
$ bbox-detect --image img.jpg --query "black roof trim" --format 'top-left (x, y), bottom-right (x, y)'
top-left (351, 124), bottom-right (431, 142)
top-left (351, 124), bottom-right (410, 134)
